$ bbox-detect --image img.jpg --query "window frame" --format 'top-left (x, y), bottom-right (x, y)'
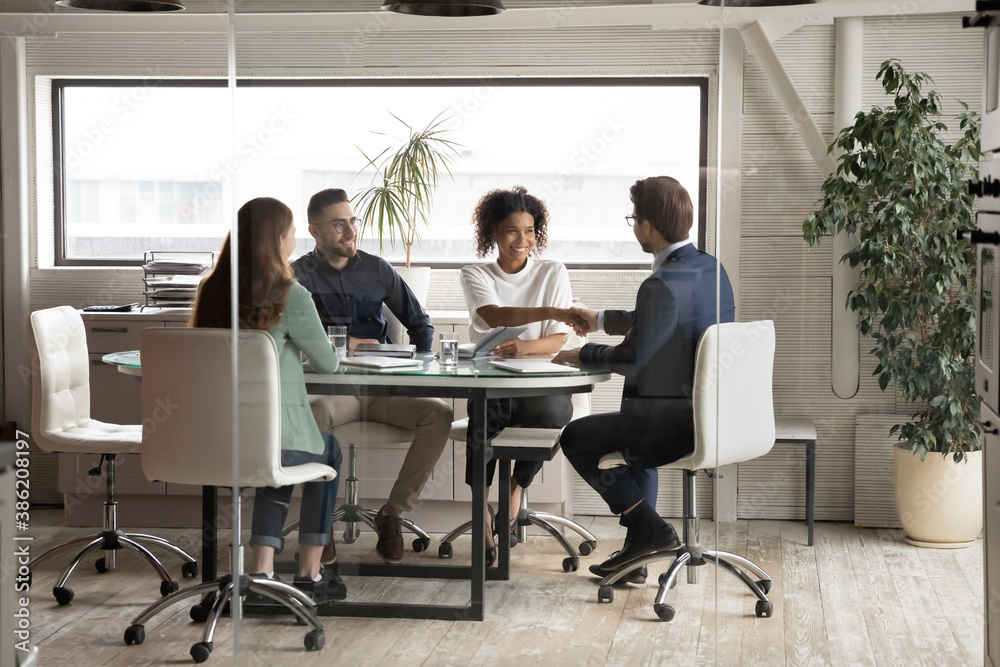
top-left (53, 76), bottom-right (710, 269)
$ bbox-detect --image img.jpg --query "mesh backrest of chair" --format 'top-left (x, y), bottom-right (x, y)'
top-left (29, 306), bottom-right (92, 451)
top-left (687, 320), bottom-right (776, 470)
top-left (139, 328), bottom-right (284, 488)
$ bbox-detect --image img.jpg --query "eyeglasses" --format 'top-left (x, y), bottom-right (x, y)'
top-left (316, 217), bottom-right (360, 234)
top-left (625, 215), bottom-right (640, 227)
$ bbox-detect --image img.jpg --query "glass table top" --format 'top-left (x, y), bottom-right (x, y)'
top-left (102, 350), bottom-right (609, 379)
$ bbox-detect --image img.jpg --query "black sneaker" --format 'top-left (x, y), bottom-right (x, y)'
top-left (293, 565), bottom-right (347, 605)
top-left (244, 572), bottom-right (283, 606)
top-left (598, 522), bottom-right (681, 572)
top-left (588, 560), bottom-right (648, 585)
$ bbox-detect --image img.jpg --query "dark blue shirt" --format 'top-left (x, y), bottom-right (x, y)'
top-left (291, 249), bottom-right (434, 351)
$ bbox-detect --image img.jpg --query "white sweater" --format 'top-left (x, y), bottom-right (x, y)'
top-left (460, 257), bottom-right (573, 344)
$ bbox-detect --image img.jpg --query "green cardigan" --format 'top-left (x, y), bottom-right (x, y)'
top-left (268, 281), bottom-right (339, 455)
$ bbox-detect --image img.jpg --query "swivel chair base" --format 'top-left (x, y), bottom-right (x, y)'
top-left (124, 572), bottom-right (325, 662)
top-left (438, 488), bottom-right (598, 572)
top-left (594, 469), bottom-right (773, 621)
top-left (28, 455), bottom-right (197, 605)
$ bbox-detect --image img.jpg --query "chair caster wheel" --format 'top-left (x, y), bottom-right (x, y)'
top-left (413, 537), bottom-right (430, 553)
top-left (755, 600), bottom-right (773, 618)
top-left (124, 624), bottom-right (145, 645)
top-left (191, 641), bottom-right (213, 663)
top-left (182, 561), bottom-right (199, 578)
top-left (275, 537), bottom-right (285, 555)
top-left (304, 628), bottom-right (325, 651)
top-left (562, 557), bottom-right (579, 573)
top-left (654, 603), bottom-right (675, 622)
top-left (160, 580), bottom-right (179, 596)
top-left (438, 543), bottom-right (453, 559)
top-left (342, 528), bottom-right (359, 544)
top-left (578, 540), bottom-right (596, 556)
top-left (190, 603), bottom-right (212, 623)
top-left (756, 579), bottom-right (771, 595)
top-left (658, 572), bottom-right (677, 589)
top-left (96, 557), bottom-right (108, 573)
top-left (53, 586), bottom-right (74, 606)
top-left (598, 586), bottom-right (613, 603)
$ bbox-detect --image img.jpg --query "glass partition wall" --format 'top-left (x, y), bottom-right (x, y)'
top-left (220, 0), bottom-right (891, 662)
top-left (226, 2), bottom-right (730, 661)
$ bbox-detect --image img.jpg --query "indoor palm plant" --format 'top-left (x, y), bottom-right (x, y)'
top-left (353, 111), bottom-right (461, 269)
top-left (802, 59), bottom-right (982, 547)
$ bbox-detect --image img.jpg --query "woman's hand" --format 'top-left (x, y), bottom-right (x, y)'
top-left (490, 338), bottom-right (532, 357)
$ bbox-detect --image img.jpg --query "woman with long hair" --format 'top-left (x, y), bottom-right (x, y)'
top-left (191, 196), bottom-right (344, 603)
top-left (460, 186), bottom-right (587, 565)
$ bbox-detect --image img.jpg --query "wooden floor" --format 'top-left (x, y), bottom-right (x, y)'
top-left (25, 509), bottom-right (984, 666)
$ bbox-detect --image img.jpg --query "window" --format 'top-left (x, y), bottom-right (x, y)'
top-left (55, 78), bottom-right (708, 267)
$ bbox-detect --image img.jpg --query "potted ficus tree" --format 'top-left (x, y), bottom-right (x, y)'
top-left (352, 111), bottom-right (461, 307)
top-left (803, 59), bottom-right (982, 547)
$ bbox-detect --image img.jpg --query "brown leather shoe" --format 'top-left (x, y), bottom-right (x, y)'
top-left (374, 506), bottom-right (404, 564)
top-left (321, 533), bottom-right (337, 565)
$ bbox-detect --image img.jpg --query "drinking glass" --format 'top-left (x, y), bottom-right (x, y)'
top-left (439, 333), bottom-right (459, 368)
top-left (328, 325), bottom-right (348, 357)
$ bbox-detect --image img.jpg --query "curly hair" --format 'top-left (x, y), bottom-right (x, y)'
top-left (472, 186), bottom-right (549, 259)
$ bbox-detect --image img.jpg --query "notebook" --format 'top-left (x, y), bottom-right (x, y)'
top-left (338, 356), bottom-right (424, 370)
top-left (487, 359), bottom-right (581, 374)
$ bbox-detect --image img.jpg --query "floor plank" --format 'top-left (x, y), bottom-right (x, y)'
top-left (23, 511), bottom-right (985, 666)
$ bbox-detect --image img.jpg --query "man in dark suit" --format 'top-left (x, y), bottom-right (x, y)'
top-left (554, 176), bottom-right (735, 580)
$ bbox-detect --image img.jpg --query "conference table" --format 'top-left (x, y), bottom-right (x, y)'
top-left (104, 349), bottom-right (609, 621)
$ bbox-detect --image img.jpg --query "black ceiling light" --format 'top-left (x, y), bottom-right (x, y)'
top-left (382, 1), bottom-right (505, 17)
top-left (55, 0), bottom-right (184, 10)
top-left (696, 0), bottom-right (818, 6)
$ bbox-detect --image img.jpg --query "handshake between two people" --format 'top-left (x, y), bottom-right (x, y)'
top-left (556, 305), bottom-right (598, 338)
top-left (551, 305), bottom-right (598, 368)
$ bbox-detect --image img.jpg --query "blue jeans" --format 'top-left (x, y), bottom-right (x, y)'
top-left (250, 433), bottom-right (342, 549)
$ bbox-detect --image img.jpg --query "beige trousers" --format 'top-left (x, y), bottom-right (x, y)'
top-left (309, 395), bottom-right (453, 513)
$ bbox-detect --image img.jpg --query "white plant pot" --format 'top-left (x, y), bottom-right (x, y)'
top-left (384, 266), bottom-right (431, 345)
top-left (894, 446), bottom-right (983, 548)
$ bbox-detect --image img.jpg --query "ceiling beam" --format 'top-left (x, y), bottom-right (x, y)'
top-left (0, 0), bottom-right (976, 36)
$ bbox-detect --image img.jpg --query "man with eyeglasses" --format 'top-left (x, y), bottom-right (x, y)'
top-left (291, 188), bottom-right (452, 565)
top-left (554, 176), bottom-right (735, 583)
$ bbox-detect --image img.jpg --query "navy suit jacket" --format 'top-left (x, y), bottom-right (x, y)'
top-left (580, 244), bottom-right (735, 417)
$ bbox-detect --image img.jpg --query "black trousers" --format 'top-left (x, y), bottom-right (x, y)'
top-left (560, 409), bottom-right (694, 515)
top-left (465, 393), bottom-right (574, 489)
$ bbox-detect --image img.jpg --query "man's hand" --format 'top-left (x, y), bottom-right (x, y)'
top-left (553, 308), bottom-right (595, 336)
top-left (348, 337), bottom-right (380, 354)
top-left (553, 348), bottom-right (582, 366)
top-left (570, 306), bottom-right (599, 334)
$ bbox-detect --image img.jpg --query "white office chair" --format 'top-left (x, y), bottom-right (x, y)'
top-left (440, 390), bottom-right (598, 571)
top-left (595, 320), bottom-right (777, 622)
top-left (27, 306), bottom-right (197, 606)
top-left (123, 328), bottom-right (336, 662)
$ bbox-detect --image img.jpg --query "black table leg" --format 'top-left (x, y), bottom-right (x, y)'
top-left (806, 440), bottom-right (815, 546)
top-left (202, 485), bottom-right (218, 582)
top-left (468, 389), bottom-right (488, 620)
top-left (498, 458), bottom-right (511, 576)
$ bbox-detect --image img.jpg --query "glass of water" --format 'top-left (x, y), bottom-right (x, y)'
top-left (439, 333), bottom-right (459, 368)
top-left (327, 325), bottom-right (348, 357)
